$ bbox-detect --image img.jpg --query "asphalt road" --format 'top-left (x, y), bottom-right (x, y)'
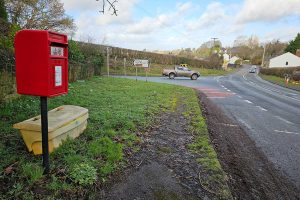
top-left (115, 66), bottom-right (300, 188)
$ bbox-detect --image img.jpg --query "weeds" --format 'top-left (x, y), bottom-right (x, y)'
top-left (21, 163), bottom-right (44, 184)
top-left (88, 137), bottom-right (123, 162)
top-left (70, 163), bottom-right (97, 186)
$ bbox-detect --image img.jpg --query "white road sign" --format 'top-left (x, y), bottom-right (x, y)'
top-left (134, 59), bottom-right (149, 68)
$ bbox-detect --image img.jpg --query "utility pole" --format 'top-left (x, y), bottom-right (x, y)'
top-left (211, 37), bottom-right (218, 47)
top-left (261, 44), bottom-right (266, 67)
top-left (106, 47), bottom-right (110, 76)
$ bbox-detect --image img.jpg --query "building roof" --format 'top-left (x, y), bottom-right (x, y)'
top-left (270, 52), bottom-right (300, 61)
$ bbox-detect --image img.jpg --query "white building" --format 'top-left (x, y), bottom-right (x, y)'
top-left (223, 53), bottom-right (230, 62)
top-left (228, 56), bottom-right (240, 64)
top-left (269, 52), bottom-right (300, 68)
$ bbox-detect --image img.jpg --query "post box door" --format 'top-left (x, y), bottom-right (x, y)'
top-left (49, 59), bottom-right (67, 96)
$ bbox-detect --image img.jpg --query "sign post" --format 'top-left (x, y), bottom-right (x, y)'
top-left (15, 30), bottom-right (68, 174)
top-left (133, 59), bottom-right (149, 82)
top-left (124, 58), bottom-right (127, 76)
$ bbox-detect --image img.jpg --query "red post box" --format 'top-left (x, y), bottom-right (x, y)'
top-left (15, 30), bottom-right (68, 97)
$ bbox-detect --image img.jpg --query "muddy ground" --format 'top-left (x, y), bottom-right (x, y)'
top-left (98, 92), bottom-right (300, 200)
top-left (198, 92), bottom-right (300, 200)
top-left (100, 103), bottom-right (216, 199)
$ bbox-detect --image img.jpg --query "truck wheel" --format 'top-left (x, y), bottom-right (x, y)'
top-left (191, 74), bottom-right (198, 80)
top-left (169, 73), bottom-right (175, 79)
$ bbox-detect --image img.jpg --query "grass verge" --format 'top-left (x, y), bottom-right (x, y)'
top-left (0, 77), bottom-right (229, 199)
top-left (260, 74), bottom-right (300, 91)
top-left (181, 90), bottom-right (231, 199)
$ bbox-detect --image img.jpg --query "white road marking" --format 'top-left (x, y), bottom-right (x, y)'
top-left (221, 85), bottom-right (225, 88)
top-left (254, 75), bottom-right (298, 96)
top-left (256, 106), bottom-right (267, 111)
top-left (244, 100), bottom-right (253, 104)
top-left (227, 89), bottom-right (231, 92)
top-left (243, 74), bottom-right (247, 81)
top-left (275, 116), bottom-right (294, 125)
top-left (237, 95), bottom-right (242, 98)
top-left (243, 78), bottom-right (300, 102)
top-left (274, 130), bottom-right (299, 135)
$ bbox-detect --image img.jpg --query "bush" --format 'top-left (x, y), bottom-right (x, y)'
top-left (234, 59), bottom-right (242, 66)
top-left (68, 40), bottom-right (85, 63)
top-left (0, 71), bottom-right (15, 103)
top-left (260, 66), bottom-right (300, 80)
top-left (0, 23), bottom-right (20, 49)
top-left (292, 71), bottom-right (300, 81)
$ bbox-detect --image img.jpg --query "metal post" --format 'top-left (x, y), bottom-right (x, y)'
top-left (135, 67), bottom-right (137, 81)
top-left (146, 69), bottom-right (148, 82)
top-left (261, 45), bottom-right (266, 67)
top-left (124, 58), bottom-right (126, 76)
top-left (40, 97), bottom-right (49, 174)
top-left (107, 47), bottom-right (110, 77)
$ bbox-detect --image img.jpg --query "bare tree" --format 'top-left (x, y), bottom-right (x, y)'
top-left (96, 0), bottom-right (118, 16)
top-left (6, 0), bottom-right (75, 33)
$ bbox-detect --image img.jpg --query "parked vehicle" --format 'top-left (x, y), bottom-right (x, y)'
top-left (162, 65), bottom-right (200, 80)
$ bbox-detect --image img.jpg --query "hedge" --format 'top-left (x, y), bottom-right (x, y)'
top-left (260, 66), bottom-right (300, 81)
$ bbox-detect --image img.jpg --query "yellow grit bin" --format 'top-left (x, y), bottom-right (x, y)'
top-left (13, 105), bottom-right (88, 155)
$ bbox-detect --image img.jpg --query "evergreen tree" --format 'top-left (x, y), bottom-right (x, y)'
top-left (285, 33), bottom-right (300, 54)
top-left (0, 0), bottom-right (7, 21)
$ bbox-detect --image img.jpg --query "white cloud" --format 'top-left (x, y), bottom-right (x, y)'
top-left (125, 14), bottom-right (172, 34)
top-left (263, 27), bottom-right (300, 42)
top-left (187, 2), bottom-right (226, 31)
top-left (61, 0), bottom-right (138, 26)
top-left (60, 0), bottom-right (300, 50)
top-left (61, 0), bottom-right (99, 11)
top-left (236, 0), bottom-right (300, 23)
top-left (176, 2), bottom-right (193, 13)
top-left (125, 2), bottom-right (193, 35)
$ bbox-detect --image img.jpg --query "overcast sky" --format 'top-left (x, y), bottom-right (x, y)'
top-left (60, 0), bottom-right (300, 51)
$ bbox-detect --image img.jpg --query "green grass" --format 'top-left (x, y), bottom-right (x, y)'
top-left (181, 90), bottom-right (231, 199)
top-left (21, 162), bottom-right (44, 185)
top-left (0, 77), bottom-right (229, 199)
top-left (260, 74), bottom-right (300, 90)
top-left (103, 63), bottom-right (236, 77)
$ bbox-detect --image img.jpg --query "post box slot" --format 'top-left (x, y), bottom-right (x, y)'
top-left (49, 33), bottom-right (67, 44)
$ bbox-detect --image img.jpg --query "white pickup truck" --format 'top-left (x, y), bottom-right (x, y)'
top-left (162, 65), bottom-right (200, 80)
